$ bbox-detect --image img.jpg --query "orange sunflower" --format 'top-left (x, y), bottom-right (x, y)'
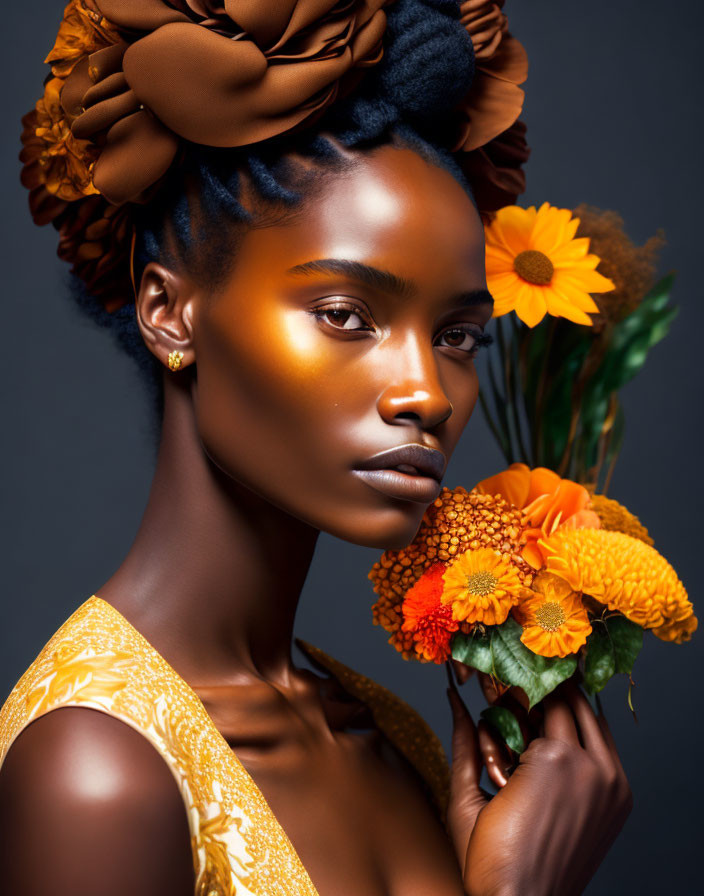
top-left (515, 571), bottom-right (592, 658)
top-left (441, 547), bottom-right (523, 625)
top-left (401, 563), bottom-right (459, 664)
top-left (484, 202), bottom-right (616, 327)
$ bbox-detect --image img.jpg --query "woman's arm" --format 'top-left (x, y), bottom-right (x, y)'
top-left (446, 678), bottom-right (633, 896)
top-left (0, 706), bottom-right (195, 896)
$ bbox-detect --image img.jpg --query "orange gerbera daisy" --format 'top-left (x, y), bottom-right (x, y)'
top-left (476, 463), bottom-right (601, 569)
top-left (515, 571), bottom-right (592, 658)
top-left (484, 202), bottom-right (616, 327)
top-left (441, 547), bottom-right (523, 625)
top-left (401, 563), bottom-right (459, 664)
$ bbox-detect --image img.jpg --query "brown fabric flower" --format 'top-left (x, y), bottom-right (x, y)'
top-left (60, 0), bottom-right (393, 204)
top-left (20, 0), bottom-right (530, 315)
top-left (452, 1), bottom-right (528, 153)
top-left (56, 196), bottom-right (134, 313)
top-left (460, 118), bottom-right (530, 216)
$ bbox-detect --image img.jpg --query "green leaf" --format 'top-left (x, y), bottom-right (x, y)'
top-left (452, 618), bottom-right (577, 709)
top-left (452, 628), bottom-right (495, 677)
top-left (582, 615), bottom-right (644, 694)
top-left (583, 625), bottom-right (616, 694)
top-left (480, 706), bottom-right (525, 754)
top-left (608, 615), bottom-right (644, 674)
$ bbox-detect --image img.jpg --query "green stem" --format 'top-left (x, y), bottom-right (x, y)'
top-left (487, 326), bottom-right (514, 461)
top-left (508, 315), bottom-right (531, 464)
top-left (532, 316), bottom-right (558, 466)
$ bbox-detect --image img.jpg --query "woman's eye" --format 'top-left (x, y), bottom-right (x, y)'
top-left (435, 327), bottom-right (481, 353)
top-left (314, 305), bottom-right (372, 331)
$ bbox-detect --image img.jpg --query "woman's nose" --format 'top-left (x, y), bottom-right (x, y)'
top-left (376, 341), bottom-right (453, 430)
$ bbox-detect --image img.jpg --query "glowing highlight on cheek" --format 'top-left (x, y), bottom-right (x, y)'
top-left (281, 309), bottom-right (318, 356)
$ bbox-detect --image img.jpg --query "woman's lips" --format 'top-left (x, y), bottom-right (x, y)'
top-left (352, 468), bottom-right (442, 503)
top-left (352, 444), bottom-right (445, 504)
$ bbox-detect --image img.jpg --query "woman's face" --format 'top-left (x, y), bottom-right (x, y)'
top-left (192, 143), bottom-right (493, 549)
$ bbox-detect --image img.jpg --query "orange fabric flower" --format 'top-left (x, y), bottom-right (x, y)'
top-left (45, 0), bottom-right (119, 79)
top-left (30, 77), bottom-right (99, 202)
top-left (401, 564), bottom-right (459, 664)
top-left (515, 571), bottom-right (591, 658)
top-left (476, 463), bottom-right (601, 569)
top-left (441, 547), bottom-right (523, 625)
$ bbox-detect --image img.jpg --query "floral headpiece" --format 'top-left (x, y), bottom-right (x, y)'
top-left (21, 0), bottom-right (529, 311)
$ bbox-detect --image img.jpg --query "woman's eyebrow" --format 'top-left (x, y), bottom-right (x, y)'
top-left (286, 258), bottom-right (493, 306)
top-left (287, 258), bottom-right (414, 298)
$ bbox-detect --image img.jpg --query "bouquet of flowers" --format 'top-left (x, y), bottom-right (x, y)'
top-left (369, 202), bottom-right (696, 751)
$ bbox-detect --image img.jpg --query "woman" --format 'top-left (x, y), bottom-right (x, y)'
top-left (0, 1), bottom-right (631, 893)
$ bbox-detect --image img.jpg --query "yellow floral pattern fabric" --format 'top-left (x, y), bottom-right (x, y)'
top-left (0, 596), bottom-right (450, 895)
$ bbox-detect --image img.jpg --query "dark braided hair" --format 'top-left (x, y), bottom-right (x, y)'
top-left (68, 0), bottom-right (478, 436)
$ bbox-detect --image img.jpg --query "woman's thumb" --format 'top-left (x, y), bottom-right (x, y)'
top-left (445, 681), bottom-right (487, 865)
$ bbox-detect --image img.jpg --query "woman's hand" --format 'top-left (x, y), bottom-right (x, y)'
top-left (445, 669), bottom-right (633, 896)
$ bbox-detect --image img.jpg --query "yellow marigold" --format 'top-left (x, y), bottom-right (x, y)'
top-left (589, 493), bottom-right (653, 546)
top-left (45, 0), bottom-right (120, 79)
top-left (370, 487), bottom-right (531, 659)
top-left (33, 77), bottom-right (99, 201)
top-left (441, 547), bottom-right (523, 625)
top-left (484, 202), bottom-right (615, 327)
top-left (541, 528), bottom-right (696, 643)
top-left (514, 571), bottom-right (592, 658)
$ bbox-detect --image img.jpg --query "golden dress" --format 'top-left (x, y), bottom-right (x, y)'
top-left (0, 596), bottom-right (451, 895)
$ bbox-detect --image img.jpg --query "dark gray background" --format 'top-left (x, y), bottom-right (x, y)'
top-left (2, 2), bottom-right (702, 892)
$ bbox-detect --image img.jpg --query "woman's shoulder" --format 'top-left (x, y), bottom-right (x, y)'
top-left (0, 704), bottom-right (194, 895)
top-left (0, 595), bottom-right (196, 892)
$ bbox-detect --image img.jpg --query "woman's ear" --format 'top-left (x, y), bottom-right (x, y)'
top-left (135, 261), bottom-right (196, 371)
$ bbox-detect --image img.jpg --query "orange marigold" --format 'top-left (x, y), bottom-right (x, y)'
top-left (370, 487), bottom-right (531, 659)
top-left (441, 547), bottom-right (523, 625)
top-left (476, 462), bottom-right (601, 569)
top-left (515, 571), bottom-right (592, 658)
top-left (401, 564), bottom-right (459, 664)
top-left (541, 528), bottom-right (697, 643)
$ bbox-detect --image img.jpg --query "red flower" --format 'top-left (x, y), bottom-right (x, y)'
top-left (401, 563), bottom-right (459, 664)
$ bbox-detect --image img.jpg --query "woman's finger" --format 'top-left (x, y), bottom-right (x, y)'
top-left (542, 688), bottom-right (581, 744)
top-left (477, 719), bottom-right (512, 788)
top-left (562, 680), bottom-right (613, 765)
top-left (451, 659), bottom-right (475, 685)
top-left (595, 701), bottom-right (627, 779)
top-left (477, 671), bottom-right (508, 704)
top-left (445, 680), bottom-right (488, 864)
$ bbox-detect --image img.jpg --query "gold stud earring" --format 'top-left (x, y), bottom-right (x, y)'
top-left (168, 350), bottom-right (184, 371)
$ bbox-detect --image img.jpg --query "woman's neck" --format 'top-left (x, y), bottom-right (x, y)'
top-left (96, 375), bottom-right (320, 688)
